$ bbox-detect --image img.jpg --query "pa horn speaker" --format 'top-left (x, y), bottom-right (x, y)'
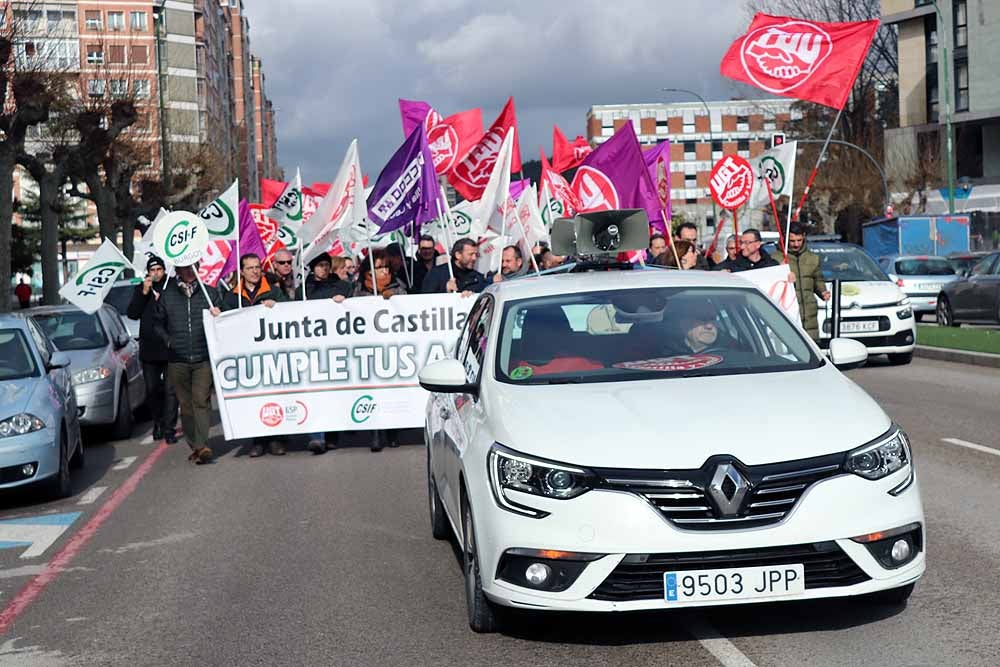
top-left (574, 209), bottom-right (650, 255)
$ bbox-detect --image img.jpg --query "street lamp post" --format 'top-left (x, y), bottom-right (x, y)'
top-left (662, 87), bottom-right (718, 235)
top-left (931, 0), bottom-right (956, 215)
top-left (153, 7), bottom-right (170, 190)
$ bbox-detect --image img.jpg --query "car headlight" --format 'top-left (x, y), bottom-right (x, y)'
top-left (0, 413), bottom-right (46, 439)
top-left (896, 306), bottom-right (913, 319)
top-left (72, 366), bottom-right (112, 385)
top-left (488, 444), bottom-right (596, 517)
top-left (897, 297), bottom-right (911, 306)
top-left (845, 428), bottom-right (911, 480)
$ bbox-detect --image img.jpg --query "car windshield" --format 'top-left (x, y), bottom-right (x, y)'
top-left (33, 311), bottom-right (108, 351)
top-left (104, 284), bottom-right (136, 317)
top-left (813, 246), bottom-right (888, 282)
top-left (895, 258), bottom-right (955, 276)
top-left (0, 329), bottom-right (39, 380)
top-left (494, 287), bottom-right (821, 385)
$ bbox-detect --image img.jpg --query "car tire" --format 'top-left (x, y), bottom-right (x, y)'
top-left (110, 381), bottom-right (133, 441)
top-left (936, 297), bottom-right (958, 328)
top-left (888, 352), bottom-right (913, 365)
top-left (427, 454), bottom-right (450, 541)
top-left (862, 583), bottom-right (915, 606)
top-left (48, 431), bottom-right (72, 499)
top-left (69, 433), bottom-right (85, 470)
top-left (462, 496), bottom-right (499, 633)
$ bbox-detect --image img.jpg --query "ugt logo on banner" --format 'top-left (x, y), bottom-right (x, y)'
top-left (710, 155), bottom-right (754, 210)
top-left (571, 167), bottom-right (620, 212)
top-left (740, 21), bottom-right (833, 94)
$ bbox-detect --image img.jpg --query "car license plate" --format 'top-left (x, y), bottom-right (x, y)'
top-left (918, 283), bottom-right (941, 291)
top-left (840, 320), bottom-right (880, 333)
top-left (664, 564), bottom-right (805, 603)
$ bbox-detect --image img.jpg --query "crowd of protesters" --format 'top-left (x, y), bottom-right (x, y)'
top-left (128, 220), bottom-right (823, 464)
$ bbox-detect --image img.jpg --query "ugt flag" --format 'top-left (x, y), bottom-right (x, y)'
top-left (552, 125), bottom-right (592, 173)
top-left (449, 97), bottom-right (521, 201)
top-left (367, 125), bottom-right (438, 234)
top-left (720, 13), bottom-right (879, 110)
top-left (570, 123), bottom-right (660, 224)
top-left (539, 151), bottom-right (579, 227)
top-left (60, 239), bottom-right (137, 314)
top-left (747, 141), bottom-right (797, 210)
top-left (301, 139), bottom-right (366, 265)
top-left (399, 99), bottom-right (484, 175)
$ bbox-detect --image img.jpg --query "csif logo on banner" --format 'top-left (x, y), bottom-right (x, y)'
top-left (198, 198), bottom-right (236, 237)
top-left (351, 395), bottom-right (377, 424)
top-left (153, 212), bottom-right (210, 266)
top-left (74, 261), bottom-right (126, 296)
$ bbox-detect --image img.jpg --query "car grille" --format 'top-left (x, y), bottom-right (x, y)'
top-left (819, 330), bottom-right (914, 349)
top-left (594, 453), bottom-right (845, 530)
top-left (589, 542), bottom-right (869, 601)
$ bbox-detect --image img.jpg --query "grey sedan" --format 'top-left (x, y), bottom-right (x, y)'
top-left (880, 255), bottom-right (958, 320)
top-left (29, 305), bottom-right (145, 439)
top-left (937, 251), bottom-right (1000, 326)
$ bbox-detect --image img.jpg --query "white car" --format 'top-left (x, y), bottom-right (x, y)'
top-left (812, 243), bottom-right (916, 365)
top-left (420, 268), bottom-right (924, 632)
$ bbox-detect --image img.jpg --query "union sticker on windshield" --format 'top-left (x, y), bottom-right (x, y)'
top-left (613, 354), bottom-right (723, 372)
top-left (509, 366), bottom-right (534, 380)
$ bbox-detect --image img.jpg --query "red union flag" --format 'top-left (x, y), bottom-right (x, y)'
top-left (449, 97), bottom-right (521, 201)
top-left (710, 155), bottom-right (754, 210)
top-left (720, 13), bottom-right (879, 109)
top-left (572, 167), bottom-right (620, 212)
top-left (552, 125), bottom-right (592, 172)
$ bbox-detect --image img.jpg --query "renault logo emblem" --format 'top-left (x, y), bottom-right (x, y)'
top-left (708, 463), bottom-right (749, 517)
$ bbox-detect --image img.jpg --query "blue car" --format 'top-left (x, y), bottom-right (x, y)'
top-left (0, 314), bottom-right (84, 497)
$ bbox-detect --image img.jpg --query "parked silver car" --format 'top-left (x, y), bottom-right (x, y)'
top-left (0, 314), bottom-right (83, 497)
top-left (879, 255), bottom-right (958, 321)
top-left (29, 305), bottom-right (144, 440)
top-left (104, 279), bottom-right (142, 340)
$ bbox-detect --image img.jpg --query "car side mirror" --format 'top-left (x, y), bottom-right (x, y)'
top-left (114, 333), bottom-right (130, 349)
top-left (419, 359), bottom-right (478, 395)
top-left (828, 338), bottom-right (868, 371)
top-left (47, 351), bottom-right (71, 371)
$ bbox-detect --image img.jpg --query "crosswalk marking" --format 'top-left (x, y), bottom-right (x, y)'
top-left (941, 438), bottom-right (1000, 459)
top-left (112, 457), bottom-right (137, 471)
top-left (76, 487), bottom-right (107, 506)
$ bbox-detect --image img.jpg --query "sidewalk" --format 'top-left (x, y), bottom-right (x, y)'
top-left (914, 345), bottom-right (1000, 368)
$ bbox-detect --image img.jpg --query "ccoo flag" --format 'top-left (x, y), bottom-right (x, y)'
top-left (367, 124), bottom-right (438, 234)
top-left (570, 123), bottom-right (661, 224)
top-left (60, 239), bottom-right (137, 314)
top-left (720, 13), bottom-right (879, 110)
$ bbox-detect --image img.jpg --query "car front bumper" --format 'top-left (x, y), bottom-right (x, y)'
top-left (74, 380), bottom-right (116, 425)
top-left (469, 467), bottom-right (925, 611)
top-left (0, 428), bottom-right (61, 489)
top-left (817, 306), bottom-right (917, 355)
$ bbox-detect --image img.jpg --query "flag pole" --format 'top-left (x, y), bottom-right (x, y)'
top-left (662, 208), bottom-right (681, 269)
top-left (235, 207), bottom-right (242, 309)
top-left (194, 269), bottom-right (215, 309)
top-left (299, 242), bottom-right (308, 301)
top-left (792, 106), bottom-right (844, 223)
top-left (765, 178), bottom-right (787, 263)
top-left (436, 186), bottom-right (455, 282)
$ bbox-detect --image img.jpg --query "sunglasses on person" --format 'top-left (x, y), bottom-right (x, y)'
top-left (274, 260), bottom-right (292, 265)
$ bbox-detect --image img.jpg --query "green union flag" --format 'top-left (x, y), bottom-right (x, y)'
top-left (748, 141), bottom-right (797, 209)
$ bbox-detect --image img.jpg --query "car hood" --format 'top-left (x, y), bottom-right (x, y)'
top-left (63, 348), bottom-right (111, 374)
top-left (485, 365), bottom-right (891, 469)
top-left (836, 281), bottom-right (906, 308)
top-left (0, 377), bottom-right (41, 417)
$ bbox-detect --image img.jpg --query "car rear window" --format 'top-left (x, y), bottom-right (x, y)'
top-left (895, 258), bottom-right (955, 276)
top-left (32, 312), bottom-right (108, 351)
top-left (0, 329), bottom-right (39, 380)
top-left (104, 284), bottom-right (136, 317)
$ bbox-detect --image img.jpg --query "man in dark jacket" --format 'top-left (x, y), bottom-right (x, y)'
top-left (126, 255), bottom-right (177, 443)
top-left (270, 248), bottom-right (301, 299)
top-left (153, 264), bottom-right (221, 464)
top-left (304, 252), bottom-right (351, 300)
top-left (776, 223), bottom-right (831, 340)
top-left (712, 235), bottom-right (742, 272)
top-left (733, 229), bottom-right (780, 272)
top-left (421, 238), bottom-right (489, 295)
top-left (410, 235), bottom-right (439, 294)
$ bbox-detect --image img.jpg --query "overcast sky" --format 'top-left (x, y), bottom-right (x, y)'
top-left (244, 0), bottom-right (752, 185)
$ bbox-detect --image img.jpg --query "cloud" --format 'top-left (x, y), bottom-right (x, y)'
top-left (244, 0), bottom-right (749, 185)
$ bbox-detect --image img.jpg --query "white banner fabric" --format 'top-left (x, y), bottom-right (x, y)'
top-left (735, 264), bottom-right (802, 327)
top-left (205, 294), bottom-right (476, 438)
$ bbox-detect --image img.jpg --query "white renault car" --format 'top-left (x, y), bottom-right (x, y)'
top-left (421, 269), bottom-right (924, 632)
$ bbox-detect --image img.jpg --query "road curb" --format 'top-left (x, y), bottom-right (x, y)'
top-left (914, 345), bottom-right (1000, 368)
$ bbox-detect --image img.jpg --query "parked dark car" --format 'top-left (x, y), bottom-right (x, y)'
top-left (937, 251), bottom-right (1000, 326)
top-left (947, 250), bottom-right (992, 278)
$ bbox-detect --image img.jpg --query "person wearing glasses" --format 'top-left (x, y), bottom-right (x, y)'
top-left (712, 235), bottom-right (742, 272)
top-left (270, 248), bottom-right (300, 299)
top-left (733, 229), bottom-right (779, 272)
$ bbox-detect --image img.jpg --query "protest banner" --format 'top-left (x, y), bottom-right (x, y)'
top-left (737, 264), bottom-right (802, 327)
top-left (204, 294), bottom-right (476, 438)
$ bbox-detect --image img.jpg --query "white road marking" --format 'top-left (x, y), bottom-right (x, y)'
top-left (140, 435), bottom-right (154, 445)
top-left (941, 438), bottom-right (1000, 458)
top-left (76, 487), bottom-right (107, 506)
top-left (684, 617), bottom-right (758, 667)
top-left (0, 513), bottom-right (81, 560)
top-left (112, 456), bottom-right (137, 471)
top-left (0, 565), bottom-right (45, 580)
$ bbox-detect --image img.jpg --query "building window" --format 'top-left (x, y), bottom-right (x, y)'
top-left (110, 79), bottom-right (129, 98)
top-left (953, 1), bottom-right (967, 49)
top-left (15, 9), bottom-right (42, 32)
top-left (85, 10), bottom-right (102, 30)
top-left (737, 139), bottom-right (750, 151)
top-left (927, 71), bottom-right (939, 122)
top-left (683, 140), bottom-right (696, 160)
top-left (925, 16), bottom-right (938, 64)
top-left (86, 45), bottom-right (104, 65)
top-left (955, 61), bottom-right (969, 112)
top-left (108, 12), bottom-right (125, 31)
top-left (131, 11), bottom-right (148, 31)
top-left (711, 139), bottom-right (723, 160)
top-left (131, 45), bottom-right (148, 64)
top-left (108, 45), bottom-right (125, 64)
top-left (685, 197), bottom-right (698, 205)
top-left (134, 79), bottom-right (150, 99)
top-left (87, 79), bottom-right (106, 97)
top-left (46, 9), bottom-right (77, 33)
top-left (737, 115), bottom-right (749, 131)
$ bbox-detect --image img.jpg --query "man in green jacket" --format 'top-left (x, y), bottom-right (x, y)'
top-left (777, 223), bottom-right (831, 340)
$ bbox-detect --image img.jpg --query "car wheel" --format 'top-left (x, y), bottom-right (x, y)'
top-left (936, 297), bottom-right (958, 328)
top-left (69, 433), bottom-right (85, 470)
top-left (427, 452), bottom-right (450, 541)
top-left (888, 352), bottom-right (913, 366)
top-left (110, 381), bottom-right (133, 440)
top-left (462, 496), bottom-right (499, 633)
top-left (862, 583), bottom-right (915, 606)
top-left (48, 431), bottom-right (72, 499)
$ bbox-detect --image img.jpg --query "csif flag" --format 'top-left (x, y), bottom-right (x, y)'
top-left (367, 125), bottom-right (438, 234)
top-left (60, 239), bottom-right (137, 314)
top-left (539, 151), bottom-right (580, 227)
top-left (551, 125), bottom-right (592, 172)
top-left (399, 99), bottom-right (484, 175)
top-left (448, 97), bottom-right (521, 201)
top-left (747, 140), bottom-right (797, 210)
top-left (720, 13), bottom-right (879, 109)
top-left (266, 168), bottom-right (304, 225)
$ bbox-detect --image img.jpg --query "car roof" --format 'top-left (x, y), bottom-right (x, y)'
top-left (946, 250), bottom-right (990, 258)
top-left (484, 267), bottom-right (760, 304)
top-left (26, 304), bottom-right (111, 317)
top-left (0, 313), bottom-right (32, 330)
top-left (892, 255), bottom-right (952, 261)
